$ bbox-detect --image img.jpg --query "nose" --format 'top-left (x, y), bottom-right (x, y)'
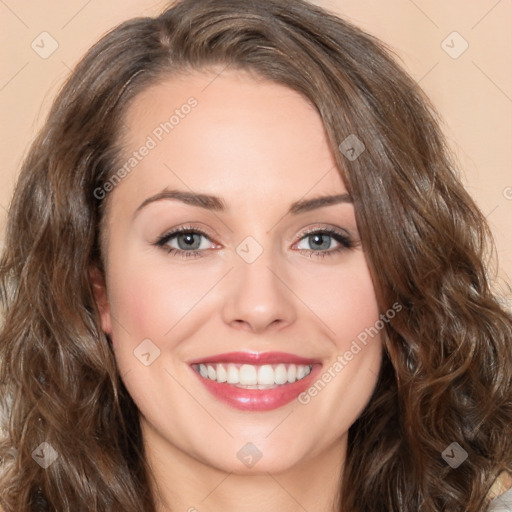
top-left (221, 248), bottom-right (297, 334)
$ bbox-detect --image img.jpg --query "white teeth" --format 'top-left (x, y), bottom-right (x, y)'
top-left (226, 364), bottom-right (239, 384)
top-left (257, 365), bottom-right (275, 385)
top-left (239, 364), bottom-right (258, 385)
top-left (207, 365), bottom-right (216, 380)
top-left (195, 362), bottom-right (314, 386)
top-left (274, 364), bottom-right (288, 385)
top-left (287, 364), bottom-right (297, 383)
top-left (216, 363), bottom-right (227, 383)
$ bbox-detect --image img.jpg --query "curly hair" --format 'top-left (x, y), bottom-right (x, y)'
top-left (1, 0), bottom-right (511, 510)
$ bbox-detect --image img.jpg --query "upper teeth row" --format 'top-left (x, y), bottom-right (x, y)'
top-left (195, 363), bottom-right (313, 386)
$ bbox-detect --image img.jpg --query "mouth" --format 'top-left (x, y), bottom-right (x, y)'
top-left (191, 362), bottom-right (314, 388)
top-left (188, 352), bottom-right (322, 411)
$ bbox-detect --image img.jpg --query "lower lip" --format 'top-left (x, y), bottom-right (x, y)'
top-left (191, 364), bottom-right (323, 411)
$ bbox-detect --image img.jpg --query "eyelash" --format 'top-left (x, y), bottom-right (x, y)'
top-left (154, 225), bottom-right (354, 260)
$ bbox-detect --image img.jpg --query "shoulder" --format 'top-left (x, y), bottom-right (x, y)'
top-left (487, 472), bottom-right (512, 512)
top-left (487, 488), bottom-right (512, 512)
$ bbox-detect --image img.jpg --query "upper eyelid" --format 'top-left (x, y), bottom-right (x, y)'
top-left (158, 225), bottom-right (214, 242)
top-left (299, 225), bottom-right (351, 238)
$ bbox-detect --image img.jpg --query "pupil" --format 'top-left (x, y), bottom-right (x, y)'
top-left (311, 234), bottom-right (329, 250)
top-left (180, 233), bottom-right (198, 249)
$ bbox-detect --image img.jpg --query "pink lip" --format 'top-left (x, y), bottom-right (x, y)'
top-left (187, 351), bottom-right (321, 366)
top-left (188, 352), bottom-right (323, 412)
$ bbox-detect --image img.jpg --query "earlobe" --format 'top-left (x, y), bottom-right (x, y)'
top-left (89, 266), bottom-right (113, 336)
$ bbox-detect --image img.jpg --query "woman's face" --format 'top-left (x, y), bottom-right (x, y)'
top-left (94, 69), bottom-right (384, 474)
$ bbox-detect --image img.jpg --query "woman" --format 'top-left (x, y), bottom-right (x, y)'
top-left (1, 0), bottom-right (511, 510)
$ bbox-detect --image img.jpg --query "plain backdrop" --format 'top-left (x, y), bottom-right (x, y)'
top-left (0, 0), bottom-right (511, 297)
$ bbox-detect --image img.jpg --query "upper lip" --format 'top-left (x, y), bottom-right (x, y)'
top-left (188, 351), bottom-right (322, 366)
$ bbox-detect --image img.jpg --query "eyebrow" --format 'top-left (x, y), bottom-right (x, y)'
top-left (133, 188), bottom-right (353, 218)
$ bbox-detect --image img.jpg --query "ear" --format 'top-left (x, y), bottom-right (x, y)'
top-left (89, 266), bottom-right (113, 336)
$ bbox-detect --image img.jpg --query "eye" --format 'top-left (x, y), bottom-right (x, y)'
top-left (154, 226), bottom-right (215, 259)
top-left (295, 228), bottom-right (354, 258)
top-left (154, 225), bottom-right (356, 260)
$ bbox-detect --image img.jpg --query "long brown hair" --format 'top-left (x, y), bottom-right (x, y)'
top-left (1, 0), bottom-right (511, 510)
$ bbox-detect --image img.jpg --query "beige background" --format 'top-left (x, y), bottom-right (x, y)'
top-left (1, 0), bottom-right (511, 292)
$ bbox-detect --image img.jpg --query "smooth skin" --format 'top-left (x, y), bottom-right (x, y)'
top-left (92, 68), bottom-right (384, 512)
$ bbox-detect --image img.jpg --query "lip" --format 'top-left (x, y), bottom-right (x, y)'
top-left (187, 351), bottom-right (321, 366)
top-left (188, 352), bottom-right (323, 412)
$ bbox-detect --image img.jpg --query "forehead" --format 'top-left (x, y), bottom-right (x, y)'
top-left (112, 68), bottom-right (347, 212)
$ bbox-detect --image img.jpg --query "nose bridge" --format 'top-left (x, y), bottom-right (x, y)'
top-left (221, 234), bottom-right (296, 333)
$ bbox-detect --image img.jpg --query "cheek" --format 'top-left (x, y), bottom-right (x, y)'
top-left (332, 275), bottom-right (380, 347)
top-left (108, 257), bottom-right (209, 346)
top-left (295, 254), bottom-right (380, 346)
